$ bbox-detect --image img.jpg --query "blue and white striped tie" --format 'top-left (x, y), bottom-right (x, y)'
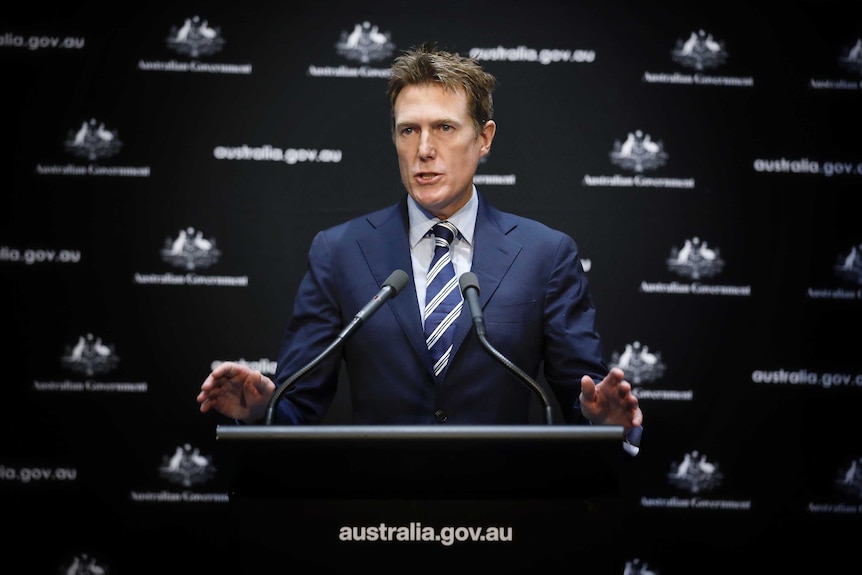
top-left (424, 221), bottom-right (462, 380)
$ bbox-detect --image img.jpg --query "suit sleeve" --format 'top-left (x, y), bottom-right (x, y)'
top-left (271, 230), bottom-right (344, 424)
top-left (540, 232), bottom-right (609, 424)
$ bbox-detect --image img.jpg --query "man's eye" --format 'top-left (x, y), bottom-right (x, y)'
top-left (440, 125), bottom-right (452, 132)
top-left (402, 127), bottom-right (415, 135)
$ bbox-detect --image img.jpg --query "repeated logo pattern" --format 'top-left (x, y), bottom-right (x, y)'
top-left (64, 119), bottom-right (122, 161)
top-left (166, 15), bottom-right (225, 57)
top-left (161, 227), bottom-right (221, 271)
top-left (60, 333), bottom-right (120, 377)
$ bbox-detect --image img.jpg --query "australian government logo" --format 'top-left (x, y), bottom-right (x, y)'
top-left (623, 558), bottom-right (662, 575)
top-left (610, 130), bottom-right (668, 173)
top-left (640, 237), bottom-right (752, 297)
top-left (611, 340), bottom-right (692, 402)
top-left (582, 129), bottom-right (695, 189)
top-left (60, 333), bottom-right (120, 377)
top-left (166, 16), bottom-right (225, 57)
top-left (161, 226), bottom-right (221, 270)
top-left (58, 553), bottom-right (111, 575)
top-left (643, 29), bottom-right (754, 88)
top-left (32, 333), bottom-right (148, 393)
top-left (808, 454), bottom-right (862, 515)
top-left (35, 119), bottom-right (150, 177)
top-left (810, 36), bottom-right (862, 90)
top-left (834, 243), bottom-right (862, 285)
top-left (138, 15), bottom-right (252, 75)
top-left (65, 118), bottom-right (122, 161)
top-left (808, 243), bottom-right (862, 300)
top-left (133, 226), bottom-right (248, 287)
top-left (308, 21), bottom-right (395, 78)
top-left (130, 443), bottom-right (228, 504)
top-left (640, 450), bottom-right (751, 512)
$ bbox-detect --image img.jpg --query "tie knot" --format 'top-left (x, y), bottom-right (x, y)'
top-left (432, 221), bottom-right (457, 246)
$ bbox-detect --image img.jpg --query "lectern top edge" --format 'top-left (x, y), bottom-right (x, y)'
top-left (216, 424), bottom-right (625, 442)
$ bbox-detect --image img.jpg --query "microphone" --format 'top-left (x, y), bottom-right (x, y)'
top-left (264, 269), bottom-right (409, 425)
top-left (459, 272), bottom-right (554, 425)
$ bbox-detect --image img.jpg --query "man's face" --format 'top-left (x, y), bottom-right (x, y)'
top-left (393, 83), bottom-right (495, 220)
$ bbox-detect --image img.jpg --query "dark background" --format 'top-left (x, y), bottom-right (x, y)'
top-left (2, 2), bottom-right (860, 573)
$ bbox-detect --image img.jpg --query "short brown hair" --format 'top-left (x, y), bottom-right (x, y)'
top-left (387, 42), bottom-right (496, 136)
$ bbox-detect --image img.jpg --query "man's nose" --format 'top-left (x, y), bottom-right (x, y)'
top-left (418, 132), bottom-right (436, 159)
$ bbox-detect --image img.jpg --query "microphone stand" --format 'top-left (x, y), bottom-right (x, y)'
top-left (263, 337), bottom-right (343, 425)
top-left (460, 272), bottom-right (554, 425)
top-left (475, 330), bottom-right (554, 425)
top-left (264, 269), bottom-right (408, 425)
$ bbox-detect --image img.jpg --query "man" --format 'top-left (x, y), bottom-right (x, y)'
top-left (197, 42), bottom-right (643, 452)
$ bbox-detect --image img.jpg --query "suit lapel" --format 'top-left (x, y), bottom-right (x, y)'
top-left (354, 196), bottom-right (523, 382)
top-left (356, 201), bottom-right (430, 372)
top-left (450, 199), bottom-right (521, 357)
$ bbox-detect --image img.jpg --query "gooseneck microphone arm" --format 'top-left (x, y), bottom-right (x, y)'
top-left (263, 269), bottom-right (409, 425)
top-left (459, 272), bottom-right (554, 425)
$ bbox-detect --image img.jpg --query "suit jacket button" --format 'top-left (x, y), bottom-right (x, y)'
top-left (434, 410), bottom-right (448, 423)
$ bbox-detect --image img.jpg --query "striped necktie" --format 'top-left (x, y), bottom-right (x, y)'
top-left (424, 221), bottom-right (462, 380)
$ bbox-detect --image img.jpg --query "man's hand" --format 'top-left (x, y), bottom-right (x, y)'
top-left (579, 367), bottom-right (643, 432)
top-left (197, 361), bottom-right (275, 423)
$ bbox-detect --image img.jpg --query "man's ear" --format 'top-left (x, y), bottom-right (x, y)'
top-left (479, 119), bottom-right (496, 154)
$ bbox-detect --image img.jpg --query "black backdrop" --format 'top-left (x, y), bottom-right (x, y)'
top-left (3, 2), bottom-right (861, 573)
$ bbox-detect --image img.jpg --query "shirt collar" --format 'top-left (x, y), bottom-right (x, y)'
top-left (407, 186), bottom-right (478, 248)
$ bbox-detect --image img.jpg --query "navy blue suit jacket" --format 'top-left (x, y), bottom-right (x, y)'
top-left (272, 192), bottom-right (608, 425)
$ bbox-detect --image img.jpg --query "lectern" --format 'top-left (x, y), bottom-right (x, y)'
top-left (216, 424), bottom-right (626, 575)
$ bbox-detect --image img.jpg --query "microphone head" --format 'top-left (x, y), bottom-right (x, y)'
top-left (383, 269), bottom-right (409, 295)
top-left (459, 271), bottom-right (480, 295)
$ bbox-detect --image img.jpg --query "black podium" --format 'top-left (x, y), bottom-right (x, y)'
top-left (216, 424), bottom-right (626, 575)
